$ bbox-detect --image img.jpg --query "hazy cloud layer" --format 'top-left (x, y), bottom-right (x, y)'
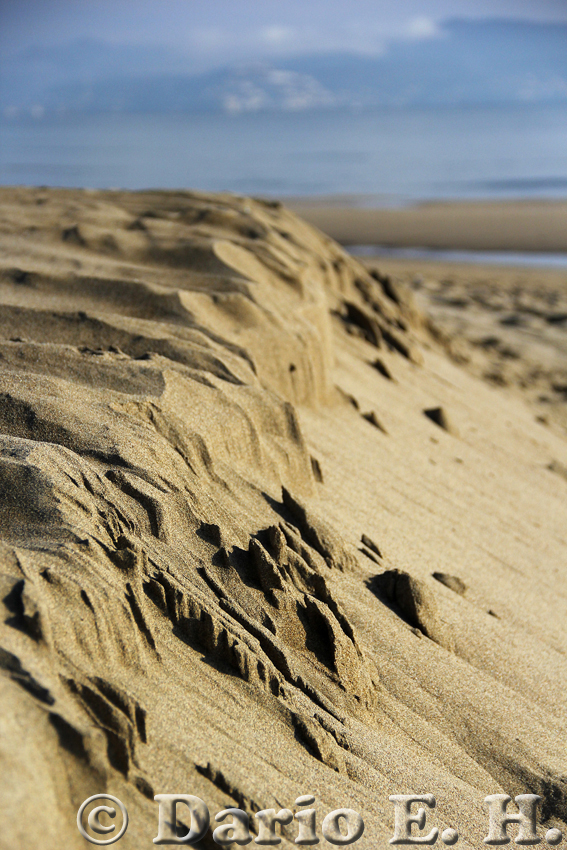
top-left (1, 0), bottom-right (567, 71)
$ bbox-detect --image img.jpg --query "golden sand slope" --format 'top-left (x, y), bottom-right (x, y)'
top-left (358, 256), bottom-right (567, 431)
top-left (0, 187), bottom-right (566, 850)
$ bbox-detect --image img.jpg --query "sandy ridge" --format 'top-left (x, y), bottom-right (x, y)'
top-left (0, 187), bottom-right (566, 850)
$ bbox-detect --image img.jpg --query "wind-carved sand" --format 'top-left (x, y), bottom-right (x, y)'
top-left (0, 187), bottom-right (566, 849)
top-left (359, 256), bottom-right (567, 432)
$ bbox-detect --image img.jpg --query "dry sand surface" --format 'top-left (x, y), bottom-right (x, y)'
top-left (358, 256), bottom-right (567, 432)
top-left (286, 199), bottom-right (567, 253)
top-left (0, 187), bottom-right (566, 850)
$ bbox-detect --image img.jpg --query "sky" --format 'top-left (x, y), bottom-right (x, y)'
top-left (1, 0), bottom-right (567, 70)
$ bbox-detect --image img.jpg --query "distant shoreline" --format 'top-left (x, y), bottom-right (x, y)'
top-left (285, 198), bottom-right (567, 254)
top-left (348, 246), bottom-right (567, 270)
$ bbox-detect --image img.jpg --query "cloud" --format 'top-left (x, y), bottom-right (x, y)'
top-left (404, 16), bottom-right (443, 40)
top-left (261, 25), bottom-right (294, 45)
top-left (219, 65), bottom-right (336, 114)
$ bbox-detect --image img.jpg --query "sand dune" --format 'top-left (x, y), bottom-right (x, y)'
top-left (0, 187), bottom-right (566, 849)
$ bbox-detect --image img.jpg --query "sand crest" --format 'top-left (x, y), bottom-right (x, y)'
top-left (0, 187), bottom-right (566, 849)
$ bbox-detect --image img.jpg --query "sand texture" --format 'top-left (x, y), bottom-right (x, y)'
top-left (360, 256), bottom-right (567, 431)
top-left (286, 199), bottom-right (567, 253)
top-left (0, 187), bottom-right (566, 849)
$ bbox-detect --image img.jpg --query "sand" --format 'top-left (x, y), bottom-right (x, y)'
top-left (286, 199), bottom-right (567, 253)
top-left (358, 256), bottom-right (567, 431)
top-left (0, 186), bottom-right (566, 850)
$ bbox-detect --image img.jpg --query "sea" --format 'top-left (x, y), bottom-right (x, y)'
top-left (1, 102), bottom-right (566, 264)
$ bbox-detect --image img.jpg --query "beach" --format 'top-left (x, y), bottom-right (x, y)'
top-left (359, 255), bottom-right (567, 430)
top-left (286, 197), bottom-right (567, 428)
top-left (286, 198), bottom-right (567, 253)
top-left (1, 186), bottom-right (566, 849)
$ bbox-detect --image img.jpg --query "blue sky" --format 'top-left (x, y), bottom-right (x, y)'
top-left (1, 0), bottom-right (567, 70)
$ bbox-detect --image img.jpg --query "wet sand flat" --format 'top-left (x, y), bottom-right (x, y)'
top-left (286, 198), bottom-right (567, 253)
